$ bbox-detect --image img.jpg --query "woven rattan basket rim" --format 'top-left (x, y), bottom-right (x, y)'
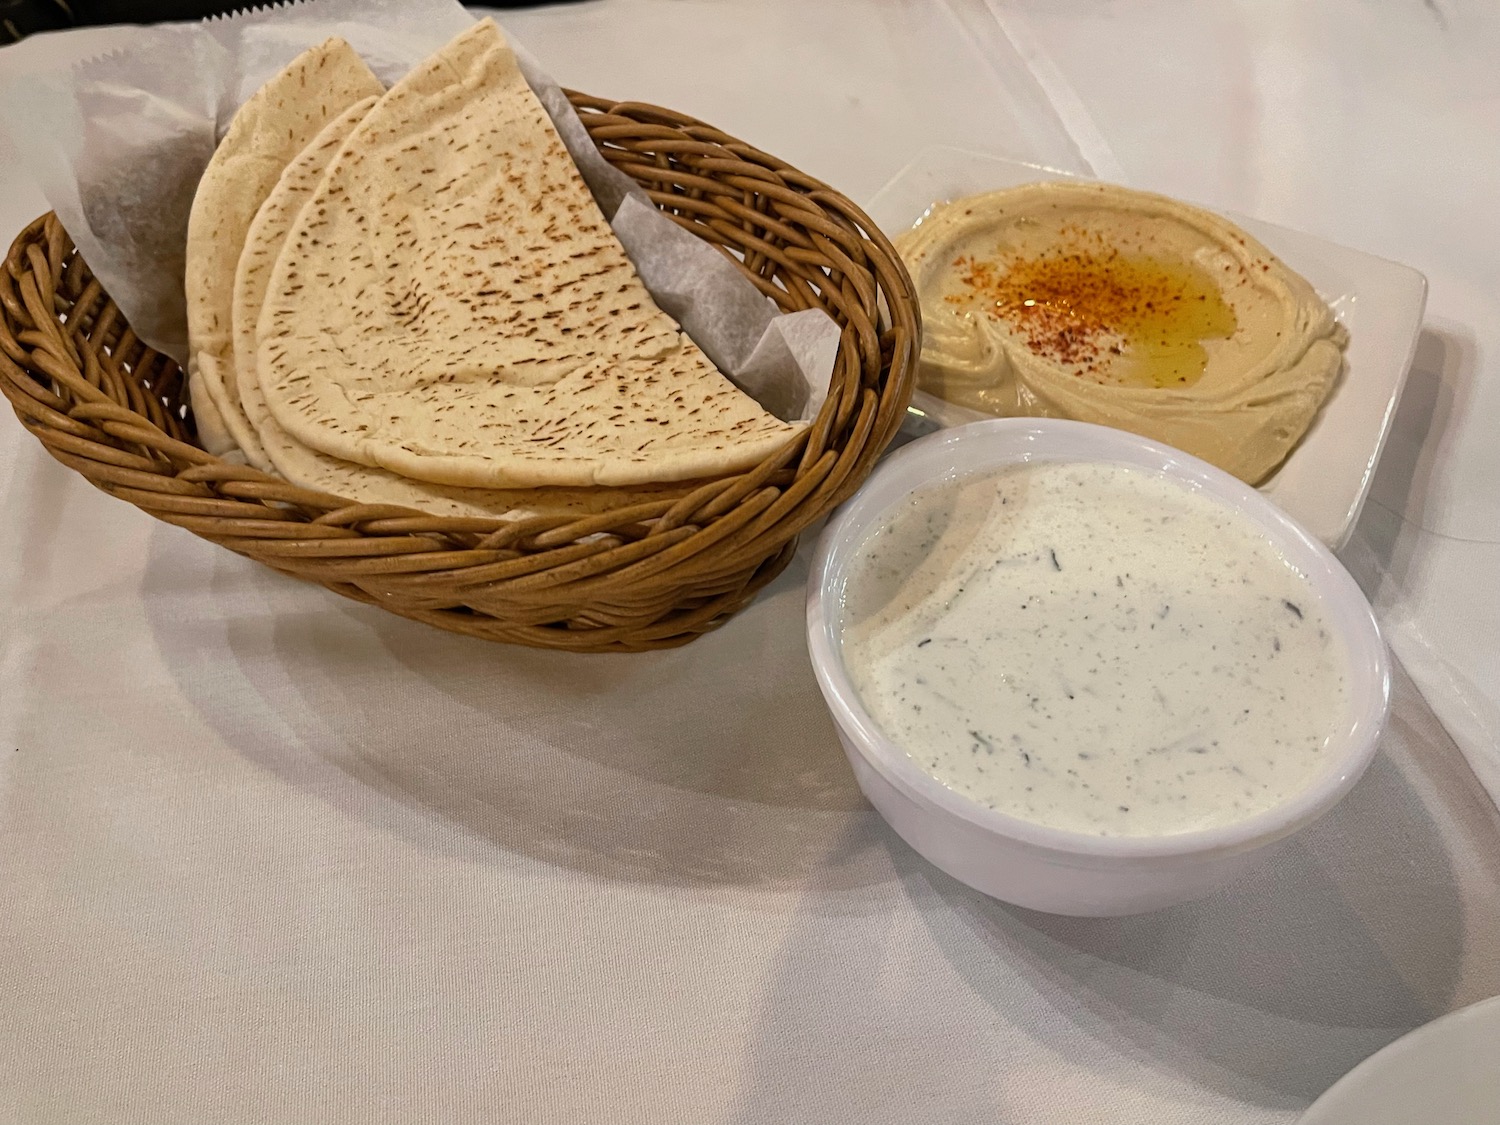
top-left (0, 91), bottom-right (920, 651)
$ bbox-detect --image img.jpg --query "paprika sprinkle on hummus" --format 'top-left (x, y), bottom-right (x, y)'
top-left (947, 231), bottom-right (1238, 389)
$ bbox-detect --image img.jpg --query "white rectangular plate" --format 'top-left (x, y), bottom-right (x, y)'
top-left (866, 147), bottom-right (1429, 549)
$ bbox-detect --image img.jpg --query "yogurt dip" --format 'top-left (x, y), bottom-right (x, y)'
top-left (839, 459), bottom-right (1351, 836)
top-left (895, 182), bottom-right (1348, 485)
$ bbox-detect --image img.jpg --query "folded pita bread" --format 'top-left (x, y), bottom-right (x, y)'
top-left (258, 19), bottom-right (803, 489)
top-left (185, 37), bottom-right (384, 459)
top-left (233, 97), bottom-right (377, 475)
top-left (232, 98), bottom-right (688, 519)
top-left (186, 356), bottom-right (234, 456)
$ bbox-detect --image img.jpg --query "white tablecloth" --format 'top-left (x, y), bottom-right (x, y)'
top-left (2, 3), bottom-right (1498, 1122)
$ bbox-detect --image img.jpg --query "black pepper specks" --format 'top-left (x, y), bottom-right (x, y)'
top-left (838, 461), bottom-right (1350, 838)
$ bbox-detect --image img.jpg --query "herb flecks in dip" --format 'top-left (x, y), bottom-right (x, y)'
top-left (897, 182), bottom-right (1349, 485)
top-left (840, 460), bottom-right (1350, 837)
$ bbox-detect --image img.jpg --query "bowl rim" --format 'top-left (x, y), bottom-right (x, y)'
top-left (806, 417), bottom-right (1391, 861)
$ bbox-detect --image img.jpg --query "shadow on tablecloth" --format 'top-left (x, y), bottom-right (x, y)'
top-left (146, 537), bottom-right (897, 900)
top-left (896, 660), bottom-right (1500, 1107)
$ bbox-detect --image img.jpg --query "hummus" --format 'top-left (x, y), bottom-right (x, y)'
top-left (896, 182), bottom-right (1348, 484)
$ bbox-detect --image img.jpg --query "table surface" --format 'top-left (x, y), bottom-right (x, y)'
top-left (2, 2), bottom-right (1498, 1122)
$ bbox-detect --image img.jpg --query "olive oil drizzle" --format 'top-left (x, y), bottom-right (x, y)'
top-left (948, 234), bottom-right (1238, 389)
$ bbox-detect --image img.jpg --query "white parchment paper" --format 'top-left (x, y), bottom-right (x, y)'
top-left (0, 0), bottom-right (838, 424)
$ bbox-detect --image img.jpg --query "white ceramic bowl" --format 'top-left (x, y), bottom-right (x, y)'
top-left (806, 418), bottom-right (1391, 916)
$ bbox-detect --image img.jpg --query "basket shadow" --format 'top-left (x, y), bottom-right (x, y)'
top-left (151, 535), bottom-right (894, 896)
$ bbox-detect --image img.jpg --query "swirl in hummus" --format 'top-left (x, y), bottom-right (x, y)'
top-left (896, 182), bottom-right (1348, 484)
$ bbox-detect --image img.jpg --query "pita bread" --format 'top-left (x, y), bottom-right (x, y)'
top-left (186, 355), bottom-right (234, 454)
top-left (232, 97), bottom-right (678, 520)
top-left (185, 37), bottom-right (383, 459)
top-left (233, 97), bottom-right (377, 474)
top-left (258, 19), bottom-right (803, 489)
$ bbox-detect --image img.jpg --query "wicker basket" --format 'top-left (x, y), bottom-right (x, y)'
top-left (0, 93), bottom-right (918, 652)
